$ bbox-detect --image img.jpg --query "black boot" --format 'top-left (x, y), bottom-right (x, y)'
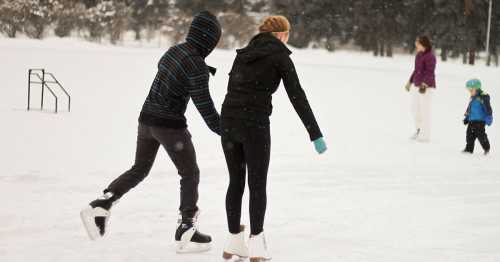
top-left (462, 148), bottom-right (473, 154)
top-left (89, 192), bottom-right (118, 210)
top-left (90, 193), bottom-right (118, 235)
top-left (175, 219), bottom-right (212, 244)
top-left (175, 214), bottom-right (212, 253)
top-left (81, 192), bottom-right (118, 240)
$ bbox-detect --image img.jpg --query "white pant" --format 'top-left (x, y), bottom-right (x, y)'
top-left (411, 85), bottom-right (433, 141)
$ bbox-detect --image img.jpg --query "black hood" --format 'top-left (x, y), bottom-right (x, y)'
top-left (186, 11), bottom-right (221, 58)
top-left (237, 33), bottom-right (292, 63)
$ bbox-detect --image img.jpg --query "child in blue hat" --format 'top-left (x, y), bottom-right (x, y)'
top-left (463, 79), bottom-right (493, 155)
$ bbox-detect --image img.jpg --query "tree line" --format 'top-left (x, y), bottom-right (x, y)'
top-left (0, 0), bottom-right (498, 65)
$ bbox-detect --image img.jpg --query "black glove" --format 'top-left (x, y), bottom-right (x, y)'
top-left (463, 118), bottom-right (469, 125)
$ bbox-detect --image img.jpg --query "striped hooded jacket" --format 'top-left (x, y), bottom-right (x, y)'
top-left (139, 11), bottom-right (221, 135)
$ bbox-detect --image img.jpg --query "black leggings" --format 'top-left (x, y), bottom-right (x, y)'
top-left (221, 118), bottom-right (271, 235)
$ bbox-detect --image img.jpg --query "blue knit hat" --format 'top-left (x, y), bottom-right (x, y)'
top-left (186, 11), bottom-right (221, 58)
top-left (466, 79), bottom-right (482, 90)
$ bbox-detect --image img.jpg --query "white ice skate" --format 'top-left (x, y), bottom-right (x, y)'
top-left (80, 206), bottom-right (111, 240)
top-left (248, 232), bottom-right (271, 262)
top-left (80, 192), bottom-right (116, 240)
top-left (175, 212), bottom-right (212, 254)
top-left (410, 128), bottom-right (420, 140)
top-left (223, 225), bottom-right (249, 261)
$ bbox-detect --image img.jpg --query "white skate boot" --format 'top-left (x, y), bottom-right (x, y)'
top-left (223, 225), bottom-right (249, 261)
top-left (410, 128), bottom-right (420, 140)
top-left (80, 192), bottom-right (118, 240)
top-left (248, 231), bottom-right (271, 262)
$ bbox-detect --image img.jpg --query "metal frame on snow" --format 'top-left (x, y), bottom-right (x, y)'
top-left (28, 68), bottom-right (71, 113)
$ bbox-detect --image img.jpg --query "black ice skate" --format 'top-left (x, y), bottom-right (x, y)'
top-left (175, 213), bottom-right (212, 253)
top-left (80, 192), bottom-right (118, 240)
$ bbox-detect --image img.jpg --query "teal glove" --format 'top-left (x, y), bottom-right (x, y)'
top-left (313, 137), bottom-right (327, 154)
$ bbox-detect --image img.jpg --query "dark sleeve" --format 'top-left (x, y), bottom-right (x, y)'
top-left (275, 53), bottom-right (323, 141)
top-left (484, 95), bottom-right (493, 116)
top-left (186, 58), bottom-right (221, 135)
top-left (424, 55), bottom-right (436, 86)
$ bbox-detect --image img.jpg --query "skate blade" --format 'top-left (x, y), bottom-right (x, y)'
top-left (175, 241), bottom-right (211, 254)
top-left (223, 252), bottom-right (248, 261)
top-left (80, 206), bottom-right (100, 240)
top-left (249, 258), bottom-right (271, 262)
top-left (224, 258), bottom-right (247, 262)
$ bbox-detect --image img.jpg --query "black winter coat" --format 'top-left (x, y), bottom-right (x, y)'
top-left (139, 11), bottom-right (221, 134)
top-left (221, 33), bottom-right (323, 141)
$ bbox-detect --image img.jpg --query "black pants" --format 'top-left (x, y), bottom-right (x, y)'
top-left (465, 121), bottom-right (490, 153)
top-left (221, 118), bottom-right (271, 235)
top-left (105, 124), bottom-right (200, 219)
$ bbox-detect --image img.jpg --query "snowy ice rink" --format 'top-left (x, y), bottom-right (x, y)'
top-left (1, 38), bottom-right (499, 262)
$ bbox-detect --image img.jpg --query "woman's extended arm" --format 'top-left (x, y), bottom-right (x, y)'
top-left (276, 54), bottom-right (323, 142)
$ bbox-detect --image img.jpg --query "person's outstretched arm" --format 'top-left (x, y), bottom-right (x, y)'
top-left (186, 57), bottom-right (221, 135)
top-left (276, 53), bottom-right (326, 153)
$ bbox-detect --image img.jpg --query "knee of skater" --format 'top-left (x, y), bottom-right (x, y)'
top-left (248, 179), bottom-right (266, 191)
top-left (132, 162), bottom-right (154, 174)
top-left (228, 182), bottom-right (245, 196)
top-left (231, 179), bottom-right (245, 188)
top-left (249, 188), bottom-right (266, 200)
top-left (179, 167), bottom-right (200, 182)
top-left (193, 167), bottom-right (200, 178)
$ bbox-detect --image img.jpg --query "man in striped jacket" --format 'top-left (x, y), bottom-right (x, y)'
top-left (81, 11), bottom-right (221, 253)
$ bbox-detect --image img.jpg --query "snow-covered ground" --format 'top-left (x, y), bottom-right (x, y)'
top-left (1, 37), bottom-right (499, 262)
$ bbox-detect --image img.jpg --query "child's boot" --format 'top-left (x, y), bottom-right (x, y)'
top-left (462, 148), bottom-right (473, 154)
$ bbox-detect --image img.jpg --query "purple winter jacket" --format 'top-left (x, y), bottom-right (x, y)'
top-left (410, 50), bottom-right (436, 88)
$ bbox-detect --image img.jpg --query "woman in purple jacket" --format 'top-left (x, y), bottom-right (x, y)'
top-left (405, 36), bottom-right (436, 142)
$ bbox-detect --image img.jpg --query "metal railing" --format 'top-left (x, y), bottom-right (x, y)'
top-left (28, 69), bottom-right (71, 113)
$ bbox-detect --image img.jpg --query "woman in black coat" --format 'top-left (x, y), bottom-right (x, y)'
top-left (221, 16), bottom-right (327, 261)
